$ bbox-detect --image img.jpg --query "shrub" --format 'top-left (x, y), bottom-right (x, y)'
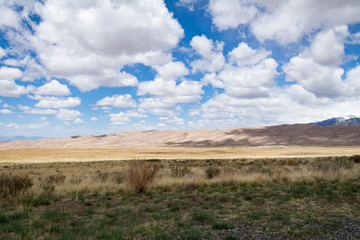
top-left (205, 166), bottom-right (220, 179)
top-left (0, 174), bottom-right (33, 199)
top-left (127, 162), bottom-right (159, 193)
top-left (350, 155), bottom-right (360, 163)
top-left (45, 173), bottom-right (66, 184)
top-left (171, 165), bottom-right (191, 177)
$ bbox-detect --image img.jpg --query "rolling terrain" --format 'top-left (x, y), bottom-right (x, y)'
top-left (0, 124), bottom-right (359, 149)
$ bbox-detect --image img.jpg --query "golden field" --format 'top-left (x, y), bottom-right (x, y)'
top-left (0, 147), bottom-right (359, 164)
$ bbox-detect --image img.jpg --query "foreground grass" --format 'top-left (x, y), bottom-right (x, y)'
top-left (0, 156), bottom-right (360, 239)
top-left (1, 178), bottom-right (359, 239)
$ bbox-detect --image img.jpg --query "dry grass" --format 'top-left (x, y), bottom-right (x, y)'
top-left (127, 162), bottom-right (159, 193)
top-left (0, 154), bottom-right (359, 197)
top-left (0, 147), bottom-right (359, 164)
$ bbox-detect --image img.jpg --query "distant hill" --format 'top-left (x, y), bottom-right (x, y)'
top-left (311, 116), bottom-right (360, 126)
top-left (1, 124), bottom-right (359, 149)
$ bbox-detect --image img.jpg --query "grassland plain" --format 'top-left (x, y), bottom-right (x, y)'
top-left (0, 147), bottom-right (359, 163)
top-left (0, 149), bottom-right (360, 239)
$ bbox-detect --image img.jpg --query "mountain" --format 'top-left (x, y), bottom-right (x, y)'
top-left (311, 116), bottom-right (360, 126)
top-left (0, 124), bottom-right (359, 149)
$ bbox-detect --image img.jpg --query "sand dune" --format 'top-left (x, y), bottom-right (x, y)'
top-left (0, 124), bottom-right (359, 150)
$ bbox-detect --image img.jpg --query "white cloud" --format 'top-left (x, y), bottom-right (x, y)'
top-left (29, 0), bottom-right (183, 91)
top-left (138, 97), bottom-right (178, 116)
top-left (344, 65), bottom-right (360, 95)
top-left (63, 121), bottom-right (71, 126)
top-left (56, 109), bottom-right (82, 121)
top-left (96, 94), bottom-right (137, 108)
top-left (284, 53), bottom-right (345, 98)
top-left (228, 43), bottom-right (271, 66)
top-left (0, 121), bottom-right (50, 130)
top-left (251, 1), bottom-right (360, 44)
top-left (349, 32), bottom-right (360, 44)
top-left (109, 110), bottom-right (147, 125)
top-left (0, 67), bottom-right (22, 80)
top-left (155, 61), bottom-right (189, 81)
top-left (310, 26), bottom-right (348, 66)
top-left (90, 117), bottom-right (98, 121)
top-left (0, 47), bottom-right (6, 59)
top-left (0, 109), bottom-right (14, 114)
top-left (220, 58), bottom-right (278, 98)
top-left (33, 96), bottom-right (81, 109)
top-left (208, 0), bottom-right (257, 31)
top-left (190, 35), bottom-right (225, 73)
top-left (159, 116), bottom-right (184, 125)
top-left (208, 1), bottom-right (360, 44)
top-left (35, 80), bottom-right (71, 96)
top-left (2, 103), bottom-right (12, 108)
top-left (109, 112), bottom-right (131, 125)
top-left (0, 5), bottom-right (21, 29)
top-left (73, 118), bottom-right (84, 124)
top-left (283, 27), bottom-right (352, 98)
top-left (40, 116), bottom-right (47, 121)
top-left (18, 105), bottom-right (57, 115)
top-left (0, 80), bottom-right (31, 97)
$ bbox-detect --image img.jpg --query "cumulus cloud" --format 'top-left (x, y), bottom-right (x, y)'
top-left (190, 35), bottom-right (225, 73)
top-left (32, 96), bottom-right (81, 109)
top-left (283, 27), bottom-right (352, 98)
top-left (208, 0), bottom-right (360, 44)
top-left (228, 43), bottom-right (271, 66)
top-left (0, 80), bottom-right (29, 97)
top-left (18, 105), bottom-right (57, 115)
top-left (0, 66), bottom-right (31, 97)
top-left (0, 47), bottom-right (6, 59)
top-left (208, 0), bottom-right (257, 31)
top-left (0, 67), bottom-right (22, 80)
top-left (96, 94), bottom-right (137, 108)
top-left (56, 109), bottom-right (82, 121)
top-left (159, 116), bottom-right (184, 125)
top-left (310, 26), bottom-right (348, 66)
top-left (90, 117), bottom-right (98, 121)
top-left (73, 118), bottom-right (84, 124)
top-left (0, 109), bottom-right (14, 114)
top-left (28, 0), bottom-right (183, 91)
top-left (109, 110), bottom-right (146, 125)
top-left (34, 80), bottom-right (71, 96)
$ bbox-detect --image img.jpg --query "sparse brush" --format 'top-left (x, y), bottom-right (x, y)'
top-left (0, 174), bottom-right (33, 199)
top-left (350, 155), bottom-right (360, 163)
top-left (127, 162), bottom-right (159, 193)
top-left (45, 173), bottom-right (66, 184)
top-left (171, 165), bottom-right (191, 177)
top-left (205, 166), bottom-right (220, 179)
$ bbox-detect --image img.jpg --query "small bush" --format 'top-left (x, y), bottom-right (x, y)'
top-left (205, 166), bottom-right (220, 179)
top-left (111, 172), bottom-right (125, 184)
top-left (127, 162), bottom-right (159, 193)
top-left (350, 155), bottom-right (360, 163)
top-left (171, 165), bottom-right (191, 177)
top-left (0, 174), bottom-right (33, 199)
top-left (45, 173), bottom-right (66, 184)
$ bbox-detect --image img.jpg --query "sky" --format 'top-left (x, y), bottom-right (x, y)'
top-left (0, 0), bottom-right (360, 138)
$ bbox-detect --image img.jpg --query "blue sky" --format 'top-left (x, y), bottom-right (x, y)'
top-left (0, 0), bottom-right (360, 138)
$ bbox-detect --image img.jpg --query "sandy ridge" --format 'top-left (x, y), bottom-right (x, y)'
top-left (0, 124), bottom-right (359, 150)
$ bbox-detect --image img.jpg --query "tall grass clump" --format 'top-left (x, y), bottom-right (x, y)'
top-left (127, 162), bottom-right (159, 193)
top-left (205, 166), bottom-right (220, 179)
top-left (0, 174), bottom-right (33, 199)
